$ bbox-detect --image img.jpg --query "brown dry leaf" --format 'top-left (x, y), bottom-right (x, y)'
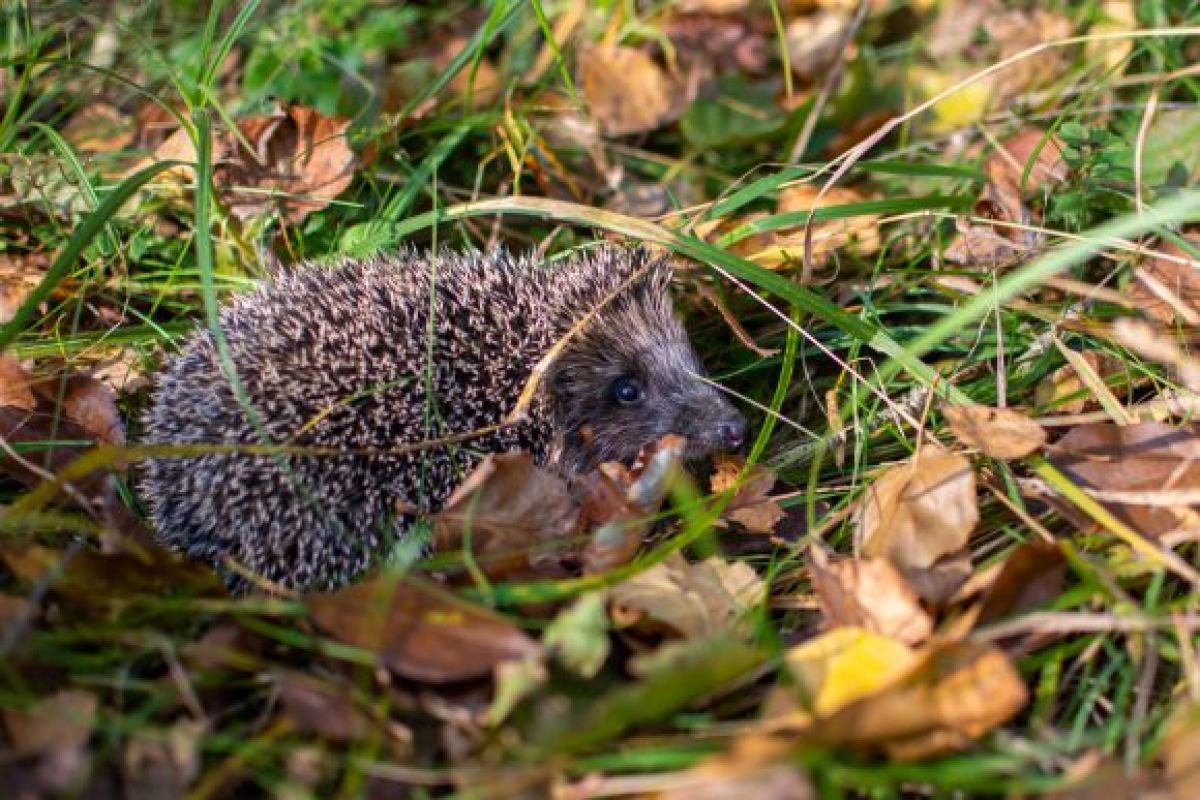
top-left (3, 689), bottom-right (97, 757)
top-left (0, 251), bottom-right (50, 325)
top-left (579, 434), bottom-right (686, 574)
top-left (121, 719), bottom-right (205, 800)
top-left (749, 184), bottom-right (881, 271)
top-left (1128, 236), bottom-right (1200, 325)
top-left (308, 575), bottom-right (543, 684)
top-left (984, 128), bottom-right (1068, 220)
top-left (809, 547), bottom-right (932, 646)
top-left (33, 373), bottom-right (127, 446)
top-left (61, 103), bottom-right (135, 153)
top-left (1113, 317), bottom-right (1200, 392)
top-left (665, 13), bottom-right (767, 79)
top-left (1, 689), bottom-right (97, 797)
top-left (276, 671), bottom-right (371, 742)
top-left (435, 36), bottom-right (502, 106)
top-left (858, 447), bottom-right (979, 572)
top-left (0, 353), bottom-right (35, 410)
top-left (0, 357), bottom-right (127, 501)
top-left (943, 404), bottom-right (1047, 460)
top-left (1035, 351), bottom-right (1122, 414)
top-left (785, 10), bottom-right (851, 80)
top-left (578, 45), bottom-right (694, 136)
top-left (946, 128), bottom-right (1065, 268)
top-left (711, 455), bottom-right (785, 535)
top-left (433, 452), bottom-right (580, 580)
top-left (609, 552), bottom-right (764, 639)
top-left (148, 104), bottom-right (357, 223)
top-left (975, 541), bottom-right (1066, 629)
top-left (1164, 702), bottom-right (1200, 800)
top-left (801, 640), bottom-right (1027, 760)
top-left (984, 10), bottom-right (1075, 105)
top-left (1049, 422), bottom-right (1200, 539)
top-left (943, 219), bottom-right (1030, 268)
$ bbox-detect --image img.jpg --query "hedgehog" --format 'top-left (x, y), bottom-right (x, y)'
top-left (141, 246), bottom-right (747, 594)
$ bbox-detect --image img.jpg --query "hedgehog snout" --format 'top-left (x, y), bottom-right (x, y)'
top-left (675, 391), bottom-right (748, 456)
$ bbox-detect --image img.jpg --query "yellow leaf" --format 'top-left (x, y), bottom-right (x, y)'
top-left (784, 627), bottom-right (918, 717)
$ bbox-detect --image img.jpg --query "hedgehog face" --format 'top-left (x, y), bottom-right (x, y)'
top-left (549, 282), bottom-right (747, 473)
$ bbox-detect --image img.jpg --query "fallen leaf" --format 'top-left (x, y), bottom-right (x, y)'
top-left (1049, 422), bottom-right (1200, 539)
top-left (276, 671), bottom-right (370, 742)
top-left (809, 548), bottom-right (933, 646)
top-left (1, 689), bottom-right (97, 797)
top-left (784, 627), bottom-right (919, 717)
top-left (975, 541), bottom-right (1066, 628)
top-left (434, 36), bottom-right (502, 106)
top-left (711, 455), bottom-right (785, 534)
top-left (943, 219), bottom-right (1030, 268)
top-left (609, 553), bottom-right (764, 639)
top-left (147, 104), bottom-right (357, 223)
top-left (579, 434), bottom-right (686, 574)
top-left (1164, 702), bottom-right (1200, 800)
top-left (2, 689), bottom-right (97, 756)
top-left (984, 128), bottom-right (1068, 220)
top-left (0, 252), bottom-right (50, 324)
top-left (902, 548), bottom-right (974, 607)
top-left (61, 103), bottom-right (135, 153)
top-left (943, 404), bottom-right (1047, 460)
top-left (807, 641), bottom-right (1027, 760)
top-left (984, 10), bottom-right (1074, 106)
top-left (578, 45), bottom-right (694, 136)
top-left (946, 128), bottom-right (1065, 268)
top-left (0, 357), bottom-right (127, 502)
top-left (665, 13), bottom-right (768, 79)
top-left (785, 10), bottom-right (850, 80)
top-left (858, 447), bottom-right (978, 572)
top-left (308, 575), bottom-right (543, 684)
top-left (1127, 236), bottom-right (1200, 325)
top-left (1085, 1), bottom-right (1137, 75)
top-left (121, 719), bottom-right (205, 800)
top-left (433, 452), bottom-right (580, 579)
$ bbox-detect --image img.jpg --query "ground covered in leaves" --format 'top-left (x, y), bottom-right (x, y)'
top-left (4, 0), bottom-right (1200, 797)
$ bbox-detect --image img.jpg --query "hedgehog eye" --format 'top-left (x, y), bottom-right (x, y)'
top-left (610, 376), bottom-right (643, 405)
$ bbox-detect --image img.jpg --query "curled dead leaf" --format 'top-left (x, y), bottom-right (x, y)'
top-left (433, 452), bottom-right (580, 580)
top-left (609, 553), bottom-right (764, 639)
top-left (578, 45), bottom-right (695, 136)
top-left (809, 548), bottom-right (933, 646)
top-left (579, 434), bottom-right (686, 574)
top-left (711, 455), bottom-right (785, 535)
top-left (858, 448), bottom-right (978, 571)
top-left (1128, 236), bottom-right (1200, 326)
top-left (943, 404), bottom-right (1047, 460)
top-left (308, 575), bottom-right (543, 684)
top-left (1049, 422), bottom-right (1200, 539)
top-left (147, 104), bottom-right (357, 223)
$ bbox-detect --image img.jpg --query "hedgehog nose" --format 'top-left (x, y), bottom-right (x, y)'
top-left (718, 415), bottom-right (748, 450)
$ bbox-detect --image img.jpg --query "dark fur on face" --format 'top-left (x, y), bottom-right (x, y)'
top-left (546, 249), bottom-right (747, 473)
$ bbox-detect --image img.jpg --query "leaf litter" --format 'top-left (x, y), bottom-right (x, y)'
top-left (5, 0), bottom-right (1200, 796)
